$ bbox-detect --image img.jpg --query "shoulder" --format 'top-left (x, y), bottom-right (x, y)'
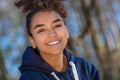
top-left (74, 57), bottom-right (101, 80)
top-left (19, 70), bottom-right (48, 80)
top-left (74, 56), bottom-right (95, 68)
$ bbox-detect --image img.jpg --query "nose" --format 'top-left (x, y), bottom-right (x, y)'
top-left (48, 28), bottom-right (57, 37)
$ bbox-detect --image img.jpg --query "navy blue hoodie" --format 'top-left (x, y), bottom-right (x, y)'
top-left (19, 46), bottom-right (100, 80)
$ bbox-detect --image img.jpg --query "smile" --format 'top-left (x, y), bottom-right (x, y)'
top-left (47, 40), bottom-right (60, 46)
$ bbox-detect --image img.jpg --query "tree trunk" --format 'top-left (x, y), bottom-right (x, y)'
top-left (0, 49), bottom-right (9, 80)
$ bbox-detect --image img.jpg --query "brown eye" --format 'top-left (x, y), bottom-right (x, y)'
top-left (55, 24), bottom-right (62, 28)
top-left (37, 29), bottom-right (45, 33)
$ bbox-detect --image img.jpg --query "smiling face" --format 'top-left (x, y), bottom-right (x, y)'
top-left (29, 11), bottom-right (69, 56)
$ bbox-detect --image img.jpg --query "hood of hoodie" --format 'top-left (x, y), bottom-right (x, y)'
top-left (19, 46), bottom-right (74, 74)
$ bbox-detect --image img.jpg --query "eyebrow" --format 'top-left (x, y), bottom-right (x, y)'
top-left (52, 19), bottom-right (62, 23)
top-left (34, 19), bottom-right (62, 30)
top-left (34, 24), bottom-right (44, 30)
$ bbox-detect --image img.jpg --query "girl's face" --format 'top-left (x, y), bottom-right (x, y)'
top-left (29, 11), bottom-right (69, 56)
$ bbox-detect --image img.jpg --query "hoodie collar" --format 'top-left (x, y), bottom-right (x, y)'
top-left (19, 46), bottom-right (75, 74)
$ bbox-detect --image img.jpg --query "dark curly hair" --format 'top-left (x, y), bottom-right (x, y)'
top-left (15, 0), bottom-right (67, 36)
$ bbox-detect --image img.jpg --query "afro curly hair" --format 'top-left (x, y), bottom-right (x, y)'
top-left (15, 0), bottom-right (67, 19)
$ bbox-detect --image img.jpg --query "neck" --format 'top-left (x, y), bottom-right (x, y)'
top-left (40, 52), bottom-right (67, 72)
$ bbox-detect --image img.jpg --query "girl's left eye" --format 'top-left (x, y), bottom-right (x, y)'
top-left (54, 24), bottom-right (62, 28)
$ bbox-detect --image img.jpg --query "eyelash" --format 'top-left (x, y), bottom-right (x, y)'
top-left (54, 24), bottom-right (62, 28)
top-left (37, 24), bottom-right (62, 33)
top-left (37, 29), bottom-right (45, 33)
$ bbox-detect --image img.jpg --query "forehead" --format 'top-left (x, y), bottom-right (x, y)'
top-left (31, 11), bottom-right (63, 25)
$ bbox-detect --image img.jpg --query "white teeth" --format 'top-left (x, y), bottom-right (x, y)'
top-left (48, 41), bottom-right (60, 45)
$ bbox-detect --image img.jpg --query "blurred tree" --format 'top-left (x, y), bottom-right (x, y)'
top-left (0, 49), bottom-right (9, 80)
top-left (0, 0), bottom-right (120, 80)
top-left (0, 0), bottom-right (27, 80)
top-left (65, 0), bottom-right (120, 80)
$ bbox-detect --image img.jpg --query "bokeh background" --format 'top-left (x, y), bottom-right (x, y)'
top-left (0, 0), bottom-right (120, 80)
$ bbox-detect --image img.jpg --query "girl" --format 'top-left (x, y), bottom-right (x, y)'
top-left (15, 0), bottom-right (101, 80)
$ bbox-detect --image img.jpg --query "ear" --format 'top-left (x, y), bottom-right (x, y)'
top-left (67, 32), bottom-right (69, 38)
top-left (65, 26), bottom-right (69, 38)
top-left (29, 36), bottom-right (36, 48)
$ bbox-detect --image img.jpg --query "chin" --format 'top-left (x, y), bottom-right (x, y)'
top-left (50, 49), bottom-right (63, 55)
top-left (38, 44), bottom-right (66, 56)
top-left (43, 48), bottom-right (64, 56)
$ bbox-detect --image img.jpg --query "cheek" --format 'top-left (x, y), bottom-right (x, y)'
top-left (60, 28), bottom-right (68, 38)
top-left (33, 34), bottom-right (46, 46)
top-left (57, 28), bottom-right (68, 42)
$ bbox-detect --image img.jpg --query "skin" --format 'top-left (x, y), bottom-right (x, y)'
top-left (29, 11), bottom-right (69, 71)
